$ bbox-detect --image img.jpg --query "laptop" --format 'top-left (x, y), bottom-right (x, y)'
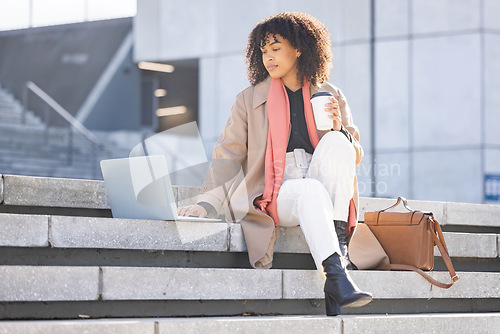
top-left (100, 155), bottom-right (221, 222)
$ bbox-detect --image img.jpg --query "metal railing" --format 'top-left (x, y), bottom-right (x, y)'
top-left (22, 81), bottom-right (102, 179)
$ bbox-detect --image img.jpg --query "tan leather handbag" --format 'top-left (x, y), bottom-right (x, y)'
top-left (362, 197), bottom-right (459, 289)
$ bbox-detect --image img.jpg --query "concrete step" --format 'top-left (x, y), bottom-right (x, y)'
top-left (0, 110), bottom-right (37, 123)
top-left (0, 153), bottom-right (102, 165)
top-left (0, 116), bottom-right (42, 127)
top-left (0, 121), bottom-right (99, 139)
top-left (0, 145), bottom-right (128, 161)
top-left (0, 314), bottom-right (499, 334)
top-left (0, 145), bottom-right (105, 162)
top-left (0, 149), bottom-right (98, 165)
top-left (0, 166), bottom-right (99, 181)
top-left (0, 150), bottom-right (79, 163)
top-left (0, 144), bottom-right (98, 158)
top-left (0, 90), bottom-right (16, 100)
top-left (0, 102), bottom-right (18, 108)
top-left (0, 129), bottom-right (127, 180)
top-left (0, 144), bottom-right (119, 167)
top-left (0, 152), bottom-right (127, 181)
top-left (0, 130), bottom-right (98, 148)
top-left (0, 97), bottom-right (17, 103)
top-left (0, 139), bottom-right (114, 157)
top-left (0, 153), bottom-right (97, 167)
top-left (0, 95), bottom-right (43, 124)
top-left (0, 174), bottom-right (109, 210)
top-left (0, 163), bottom-right (97, 179)
top-left (0, 105), bottom-right (41, 117)
top-left (0, 213), bottom-right (497, 263)
top-left (1, 174), bottom-right (499, 229)
top-left (0, 97), bottom-right (17, 104)
top-left (0, 107), bottom-right (41, 119)
top-left (0, 165), bottom-right (96, 178)
top-left (0, 158), bottom-right (100, 170)
top-left (0, 122), bottom-right (45, 133)
top-left (0, 265), bottom-right (498, 318)
top-left (0, 141), bottom-right (95, 156)
top-left (0, 113), bottom-right (138, 182)
top-left (0, 103), bottom-right (23, 111)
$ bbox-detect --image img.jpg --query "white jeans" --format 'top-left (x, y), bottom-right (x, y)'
top-left (277, 131), bottom-right (356, 270)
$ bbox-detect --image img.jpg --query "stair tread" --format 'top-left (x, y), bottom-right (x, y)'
top-left (0, 213), bottom-right (497, 259)
top-left (0, 265), bottom-right (498, 302)
top-left (0, 313), bottom-right (497, 334)
top-left (1, 174), bottom-right (499, 227)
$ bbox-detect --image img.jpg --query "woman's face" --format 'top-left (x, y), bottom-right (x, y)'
top-left (260, 34), bottom-right (301, 89)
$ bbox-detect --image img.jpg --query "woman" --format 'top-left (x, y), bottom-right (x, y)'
top-left (178, 12), bottom-right (371, 315)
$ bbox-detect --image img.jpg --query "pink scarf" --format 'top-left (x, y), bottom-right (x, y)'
top-left (254, 78), bottom-right (357, 235)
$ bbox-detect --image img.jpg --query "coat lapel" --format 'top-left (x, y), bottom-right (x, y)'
top-left (253, 77), bottom-right (272, 109)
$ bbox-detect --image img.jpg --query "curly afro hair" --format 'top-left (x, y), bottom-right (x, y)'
top-left (245, 12), bottom-right (333, 86)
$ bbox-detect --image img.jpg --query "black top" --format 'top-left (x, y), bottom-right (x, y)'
top-left (285, 87), bottom-right (315, 154)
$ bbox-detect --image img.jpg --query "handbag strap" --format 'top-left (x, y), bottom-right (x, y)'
top-left (377, 214), bottom-right (459, 289)
top-left (429, 214), bottom-right (459, 286)
top-left (380, 196), bottom-right (414, 212)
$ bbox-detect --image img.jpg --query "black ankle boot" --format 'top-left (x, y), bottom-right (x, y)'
top-left (334, 220), bottom-right (355, 270)
top-left (324, 292), bottom-right (341, 316)
top-left (334, 220), bottom-right (348, 262)
top-left (322, 253), bottom-right (372, 315)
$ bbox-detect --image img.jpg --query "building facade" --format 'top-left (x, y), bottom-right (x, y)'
top-left (133, 0), bottom-right (500, 204)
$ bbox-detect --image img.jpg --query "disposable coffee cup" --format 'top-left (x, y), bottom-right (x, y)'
top-left (310, 92), bottom-right (335, 130)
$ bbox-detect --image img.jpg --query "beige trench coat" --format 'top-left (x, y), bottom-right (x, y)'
top-left (197, 76), bottom-right (364, 269)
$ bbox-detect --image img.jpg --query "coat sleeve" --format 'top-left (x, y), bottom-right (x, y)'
top-left (197, 91), bottom-right (249, 215)
top-left (337, 88), bottom-right (364, 167)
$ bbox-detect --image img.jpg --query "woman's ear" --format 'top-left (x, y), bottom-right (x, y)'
top-left (296, 50), bottom-right (301, 58)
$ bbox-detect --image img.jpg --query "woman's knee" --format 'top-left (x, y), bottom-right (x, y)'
top-left (317, 131), bottom-right (356, 161)
top-left (297, 179), bottom-right (330, 198)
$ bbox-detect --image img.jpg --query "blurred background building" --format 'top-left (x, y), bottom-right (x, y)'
top-left (0, 0), bottom-right (499, 205)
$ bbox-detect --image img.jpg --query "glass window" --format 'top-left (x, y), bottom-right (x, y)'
top-left (0, 0), bottom-right (30, 30)
top-left (87, 0), bottom-right (136, 21)
top-left (0, 0), bottom-right (136, 31)
top-left (32, 0), bottom-right (85, 27)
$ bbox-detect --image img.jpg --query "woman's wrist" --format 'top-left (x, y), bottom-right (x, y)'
top-left (198, 202), bottom-right (215, 216)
